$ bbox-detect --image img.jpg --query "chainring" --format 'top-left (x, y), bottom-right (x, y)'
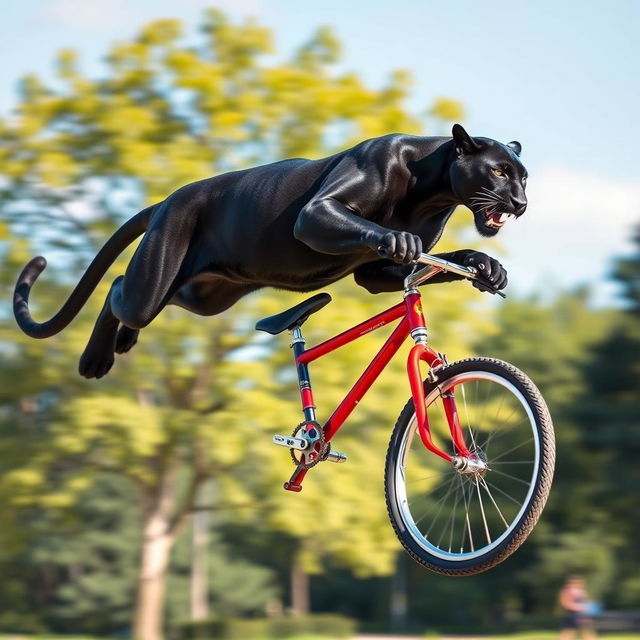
top-left (290, 420), bottom-right (330, 469)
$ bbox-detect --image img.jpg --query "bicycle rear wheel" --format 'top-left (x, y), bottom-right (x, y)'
top-left (385, 358), bottom-right (555, 575)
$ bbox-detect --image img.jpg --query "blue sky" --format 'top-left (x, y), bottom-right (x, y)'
top-left (2, 0), bottom-right (639, 303)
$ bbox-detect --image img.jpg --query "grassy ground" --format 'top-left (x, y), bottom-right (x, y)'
top-left (2, 633), bottom-right (640, 640)
top-left (477, 634), bottom-right (640, 640)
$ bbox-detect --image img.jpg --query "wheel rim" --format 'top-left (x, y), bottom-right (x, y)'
top-left (392, 371), bottom-right (540, 562)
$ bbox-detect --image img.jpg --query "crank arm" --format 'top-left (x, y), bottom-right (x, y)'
top-left (272, 434), bottom-right (308, 450)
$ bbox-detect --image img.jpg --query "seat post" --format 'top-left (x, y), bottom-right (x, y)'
top-left (289, 325), bottom-right (305, 348)
top-left (289, 325), bottom-right (317, 423)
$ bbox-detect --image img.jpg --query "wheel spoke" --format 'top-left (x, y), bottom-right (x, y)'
top-left (474, 378), bottom-right (479, 429)
top-left (408, 471), bottom-right (453, 513)
top-left (480, 478), bottom-right (509, 528)
top-left (490, 436), bottom-right (534, 462)
top-left (485, 479), bottom-right (524, 507)
top-left (405, 469), bottom-right (451, 486)
top-left (460, 384), bottom-right (478, 451)
top-left (448, 478), bottom-right (463, 552)
top-left (482, 416), bottom-right (529, 453)
top-left (437, 480), bottom-right (461, 549)
top-left (475, 478), bottom-right (492, 544)
top-left (493, 392), bottom-right (506, 425)
top-left (477, 378), bottom-right (493, 428)
top-left (424, 475), bottom-right (458, 534)
top-left (481, 430), bottom-right (497, 452)
top-left (410, 472), bottom-right (454, 526)
top-left (499, 403), bottom-right (520, 427)
top-left (461, 480), bottom-right (475, 552)
top-left (490, 468), bottom-right (532, 487)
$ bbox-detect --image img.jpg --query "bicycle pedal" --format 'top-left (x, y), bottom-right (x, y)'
top-left (272, 434), bottom-right (308, 450)
top-left (325, 450), bottom-right (348, 464)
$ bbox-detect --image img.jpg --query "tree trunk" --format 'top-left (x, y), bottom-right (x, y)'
top-left (290, 555), bottom-right (310, 616)
top-left (390, 553), bottom-right (408, 632)
top-left (190, 508), bottom-right (209, 620)
top-left (133, 475), bottom-right (176, 640)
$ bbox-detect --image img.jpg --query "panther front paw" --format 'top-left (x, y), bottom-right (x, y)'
top-left (463, 251), bottom-right (508, 292)
top-left (376, 231), bottom-right (423, 264)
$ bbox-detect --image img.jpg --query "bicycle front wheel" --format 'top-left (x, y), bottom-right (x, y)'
top-left (385, 358), bottom-right (555, 576)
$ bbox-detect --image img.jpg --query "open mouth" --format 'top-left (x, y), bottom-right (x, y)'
top-left (484, 210), bottom-right (517, 229)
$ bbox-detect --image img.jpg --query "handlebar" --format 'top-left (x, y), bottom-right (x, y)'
top-left (404, 252), bottom-right (507, 298)
top-left (414, 253), bottom-right (479, 278)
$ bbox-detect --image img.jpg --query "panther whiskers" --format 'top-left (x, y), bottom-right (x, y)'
top-left (469, 189), bottom-right (517, 230)
top-left (470, 188), bottom-right (508, 212)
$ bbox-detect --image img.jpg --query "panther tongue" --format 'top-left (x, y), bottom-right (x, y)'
top-left (489, 212), bottom-right (506, 226)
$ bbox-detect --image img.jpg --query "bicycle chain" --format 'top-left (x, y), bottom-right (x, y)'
top-left (290, 420), bottom-right (330, 469)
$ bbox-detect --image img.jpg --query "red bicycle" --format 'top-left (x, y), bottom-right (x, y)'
top-left (256, 253), bottom-right (555, 575)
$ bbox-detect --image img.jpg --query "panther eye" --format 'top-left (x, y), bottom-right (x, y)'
top-left (492, 168), bottom-right (506, 178)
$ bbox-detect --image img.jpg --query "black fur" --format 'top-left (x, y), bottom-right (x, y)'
top-left (13, 125), bottom-right (527, 378)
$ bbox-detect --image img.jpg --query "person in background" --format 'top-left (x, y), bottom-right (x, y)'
top-left (559, 575), bottom-right (598, 640)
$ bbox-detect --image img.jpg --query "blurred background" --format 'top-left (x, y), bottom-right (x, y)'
top-left (0, 2), bottom-right (638, 639)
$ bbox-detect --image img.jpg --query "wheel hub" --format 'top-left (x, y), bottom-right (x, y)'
top-left (452, 451), bottom-right (489, 479)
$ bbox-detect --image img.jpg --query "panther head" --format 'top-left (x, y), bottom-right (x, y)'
top-left (449, 124), bottom-right (528, 237)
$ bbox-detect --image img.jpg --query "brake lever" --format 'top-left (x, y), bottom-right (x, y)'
top-left (487, 287), bottom-right (507, 299)
top-left (472, 276), bottom-right (507, 298)
top-left (465, 266), bottom-right (507, 298)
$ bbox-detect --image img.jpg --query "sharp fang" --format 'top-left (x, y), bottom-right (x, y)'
top-left (499, 213), bottom-right (508, 223)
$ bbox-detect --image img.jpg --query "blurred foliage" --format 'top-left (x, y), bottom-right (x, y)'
top-left (429, 97), bottom-right (465, 123)
top-left (0, 7), bottom-right (468, 637)
top-left (569, 227), bottom-right (640, 607)
top-left (0, 7), bottom-right (636, 639)
top-left (174, 613), bottom-right (356, 640)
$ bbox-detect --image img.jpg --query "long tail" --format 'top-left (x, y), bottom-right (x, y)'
top-left (13, 205), bottom-right (155, 339)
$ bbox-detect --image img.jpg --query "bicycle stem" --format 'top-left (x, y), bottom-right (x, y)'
top-left (404, 253), bottom-right (477, 289)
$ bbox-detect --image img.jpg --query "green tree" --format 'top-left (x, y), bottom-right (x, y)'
top-left (571, 226), bottom-right (640, 608)
top-left (0, 9), bottom-right (476, 640)
top-left (473, 289), bottom-right (614, 616)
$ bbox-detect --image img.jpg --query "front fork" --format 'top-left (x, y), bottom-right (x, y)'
top-left (406, 343), bottom-right (471, 461)
top-left (404, 291), bottom-right (471, 461)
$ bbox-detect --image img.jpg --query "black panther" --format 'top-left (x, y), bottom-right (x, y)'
top-left (13, 124), bottom-right (527, 379)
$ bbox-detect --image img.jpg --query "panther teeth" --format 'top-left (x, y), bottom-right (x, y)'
top-left (485, 212), bottom-right (516, 228)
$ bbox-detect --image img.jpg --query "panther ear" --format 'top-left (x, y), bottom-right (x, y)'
top-left (507, 140), bottom-right (522, 156)
top-left (452, 124), bottom-right (481, 156)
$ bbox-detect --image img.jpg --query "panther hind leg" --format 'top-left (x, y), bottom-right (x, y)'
top-left (78, 277), bottom-right (122, 379)
top-left (115, 326), bottom-right (139, 354)
top-left (79, 191), bottom-right (200, 378)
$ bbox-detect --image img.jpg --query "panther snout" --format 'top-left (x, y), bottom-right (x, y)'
top-left (510, 196), bottom-right (527, 215)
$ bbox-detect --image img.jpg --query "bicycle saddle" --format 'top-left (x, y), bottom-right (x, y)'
top-left (255, 293), bottom-right (331, 334)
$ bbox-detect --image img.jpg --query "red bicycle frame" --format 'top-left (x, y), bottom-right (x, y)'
top-left (283, 290), bottom-right (471, 492)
